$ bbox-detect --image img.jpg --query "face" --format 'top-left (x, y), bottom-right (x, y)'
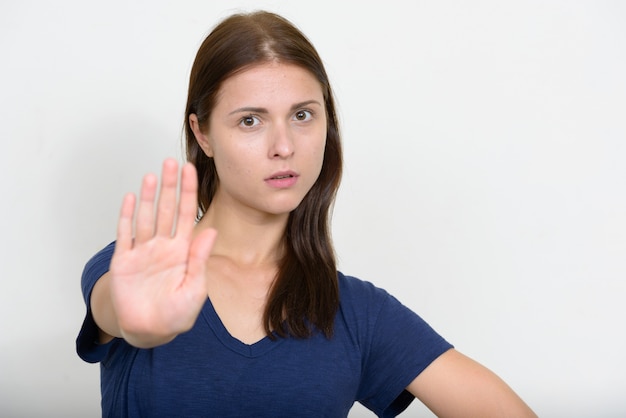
top-left (190, 62), bottom-right (327, 219)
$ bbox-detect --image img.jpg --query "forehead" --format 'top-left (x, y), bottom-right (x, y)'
top-left (214, 62), bottom-right (324, 110)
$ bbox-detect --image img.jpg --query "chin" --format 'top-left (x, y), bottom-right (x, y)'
top-left (265, 198), bottom-right (305, 216)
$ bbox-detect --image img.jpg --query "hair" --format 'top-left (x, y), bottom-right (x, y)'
top-left (184, 11), bottom-right (343, 339)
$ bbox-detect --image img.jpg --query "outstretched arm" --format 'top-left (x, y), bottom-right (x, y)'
top-left (408, 349), bottom-right (537, 417)
top-left (90, 159), bottom-right (217, 348)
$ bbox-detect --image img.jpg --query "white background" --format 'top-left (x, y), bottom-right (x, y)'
top-left (1, 0), bottom-right (625, 416)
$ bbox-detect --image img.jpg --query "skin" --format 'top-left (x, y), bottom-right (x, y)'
top-left (92, 62), bottom-right (327, 346)
top-left (190, 62), bottom-right (328, 344)
top-left (89, 62), bottom-right (537, 416)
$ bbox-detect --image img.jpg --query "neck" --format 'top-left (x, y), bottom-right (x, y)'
top-left (195, 201), bottom-right (288, 268)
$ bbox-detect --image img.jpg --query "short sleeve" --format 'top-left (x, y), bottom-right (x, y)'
top-left (341, 275), bottom-right (453, 417)
top-left (76, 241), bottom-right (116, 363)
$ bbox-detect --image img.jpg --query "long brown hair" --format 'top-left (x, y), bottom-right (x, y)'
top-left (184, 11), bottom-right (343, 338)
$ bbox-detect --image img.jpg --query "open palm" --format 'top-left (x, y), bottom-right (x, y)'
top-left (108, 159), bottom-right (217, 348)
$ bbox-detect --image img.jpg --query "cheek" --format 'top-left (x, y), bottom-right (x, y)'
top-left (305, 122), bottom-right (326, 152)
top-left (210, 134), bottom-right (242, 174)
top-left (216, 157), bottom-right (244, 177)
top-left (314, 143), bottom-right (326, 165)
top-left (314, 132), bottom-right (328, 168)
top-left (213, 147), bottom-right (255, 179)
top-left (306, 142), bottom-right (326, 183)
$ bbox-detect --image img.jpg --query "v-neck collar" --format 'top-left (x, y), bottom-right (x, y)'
top-left (200, 297), bottom-right (284, 358)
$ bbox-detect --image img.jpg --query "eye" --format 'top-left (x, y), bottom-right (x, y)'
top-left (239, 115), bottom-right (260, 128)
top-left (293, 110), bottom-right (313, 122)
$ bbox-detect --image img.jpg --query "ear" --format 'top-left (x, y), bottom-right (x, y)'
top-left (189, 114), bottom-right (214, 157)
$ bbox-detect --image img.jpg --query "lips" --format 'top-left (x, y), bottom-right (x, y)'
top-left (266, 170), bottom-right (298, 181)
top-left (265, 170), bottom-right (299, 188)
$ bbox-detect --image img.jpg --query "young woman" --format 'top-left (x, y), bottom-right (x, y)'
top-left (77, 11), bottom-right (537, 417)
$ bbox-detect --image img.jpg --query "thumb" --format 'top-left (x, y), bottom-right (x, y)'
top-left (186, 228), bottom-right (218, 290)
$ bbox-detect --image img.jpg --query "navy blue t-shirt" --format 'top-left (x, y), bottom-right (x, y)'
top-left (77, 242), bottom-right (453, 417)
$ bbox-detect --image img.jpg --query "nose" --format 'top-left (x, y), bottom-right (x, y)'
top-left (269, 122), bottom-right (294, 159)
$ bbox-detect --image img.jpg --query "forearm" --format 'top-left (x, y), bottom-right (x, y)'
top-left (90, 272), bottom-right (122, 343)
top-left (409, 349), bottom-right (537, 418)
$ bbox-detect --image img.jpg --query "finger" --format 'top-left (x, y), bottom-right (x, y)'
top-left (155, 158), bottom-right (179, 237)
top-left (174, 163), bottom-right (200, 241)
top-left (116, 192), bottom-right (136, 252)
top-left (185, 227), bottom-right (218, 294)
top-left (134, 173), bottom-right (158, 244)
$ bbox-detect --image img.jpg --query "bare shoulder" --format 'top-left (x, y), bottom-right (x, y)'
top-left (407, 349), bottom-right (537, 418)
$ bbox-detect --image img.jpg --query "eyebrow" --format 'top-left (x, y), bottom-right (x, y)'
top-left (228, 100), bottom-right (323, 115)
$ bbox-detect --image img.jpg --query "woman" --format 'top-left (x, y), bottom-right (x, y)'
top-left (77, 11), bottom-right (536, 417)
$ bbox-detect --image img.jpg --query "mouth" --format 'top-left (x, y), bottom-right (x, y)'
top-left (266, 171), bottom-right (298, 181)
top-left (265, 171), bottom-right (299, 188)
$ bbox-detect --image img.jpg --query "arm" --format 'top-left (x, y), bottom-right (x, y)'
top-left (91, 271), bottom-right (118, 344)
top-left (408, 349), bottom-right (537, 418)
top-left (89, 159), bottom-right (217, 349)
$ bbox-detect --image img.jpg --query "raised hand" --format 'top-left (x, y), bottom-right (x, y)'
top-left (107, 158), bottom-right (217, 348)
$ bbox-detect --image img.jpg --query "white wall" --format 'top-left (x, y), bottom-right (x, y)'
top-left (1, 0), bottom-right (624, 416)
